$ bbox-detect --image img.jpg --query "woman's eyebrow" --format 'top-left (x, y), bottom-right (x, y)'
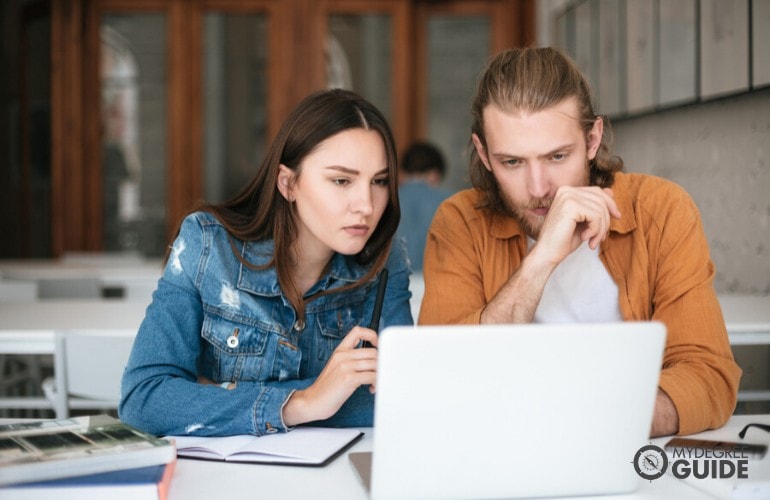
top-left (325, 165), bottom-right (389, 175)
top-left (325, 165), bottom-right (359, 174)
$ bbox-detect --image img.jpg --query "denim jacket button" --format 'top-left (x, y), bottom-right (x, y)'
top-left (294, 320), bottom-right (305, 331)
top-left (226, 335), bottom-right (239, 348)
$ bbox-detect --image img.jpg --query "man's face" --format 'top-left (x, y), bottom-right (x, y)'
top-left (472, 97), bottom-right (603, 239)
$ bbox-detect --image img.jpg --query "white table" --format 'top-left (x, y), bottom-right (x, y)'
top-left (0, 300), bottom-right (148, 410)
top-left (0, 300), bottom-right (148, 353)
top-left (0, 258), bottom-right (162, 300)
top-left (165, 414), bottom-right (770, 500)
top-left (0, 258), bottom-right (163, 281)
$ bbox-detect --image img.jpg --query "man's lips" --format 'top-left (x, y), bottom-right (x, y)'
top-left (531, 207), bottom-right (549, 216)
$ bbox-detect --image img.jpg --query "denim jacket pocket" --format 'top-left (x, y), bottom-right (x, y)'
top-left (315, 301), bottom-right (366, 360)
top-left (201, 305), bottom-right (280, 382)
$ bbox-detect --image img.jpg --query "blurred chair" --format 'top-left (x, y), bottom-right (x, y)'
top-left (61, 251), bottom-right (146, 266)
top-left (37, 278), bottom-right (102, 299)
top-left (0, 279), bottom-right (38, 301)
top-left (0, 279), bottom-right (41, 416)
top-left (42, 329), bottom-right (136, 418)
top-left (113, 278), bottom-right (157, 304)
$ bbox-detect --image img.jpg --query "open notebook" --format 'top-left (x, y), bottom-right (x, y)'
top-left (169, 427), bottom-right (362, 467)
top-left (351, 322), bottom-right (666, 499)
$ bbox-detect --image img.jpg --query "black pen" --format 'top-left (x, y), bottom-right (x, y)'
top-left (362, 268), bottom-right (388, 348)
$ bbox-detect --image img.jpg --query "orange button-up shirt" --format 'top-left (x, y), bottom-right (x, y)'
top-left (420, 172), bottom-right (741, 435)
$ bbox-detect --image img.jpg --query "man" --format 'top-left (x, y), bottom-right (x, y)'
top-left (419, 47), bottom-right (741, 437)
top-left (396, 141), bottom-right (452, 271)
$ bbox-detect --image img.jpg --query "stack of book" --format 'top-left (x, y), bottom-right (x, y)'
top-left (0, 414), bottom-right (176, 500)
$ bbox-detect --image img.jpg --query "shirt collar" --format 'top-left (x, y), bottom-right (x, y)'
top-left (489, 210), bottom-right (526, 240)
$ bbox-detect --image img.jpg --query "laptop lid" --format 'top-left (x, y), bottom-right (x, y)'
top-left (355, 322), bottom-right (666, 500)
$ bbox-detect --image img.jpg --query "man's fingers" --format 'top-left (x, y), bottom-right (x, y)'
top-left (601, 187), bottom-right (622, 219)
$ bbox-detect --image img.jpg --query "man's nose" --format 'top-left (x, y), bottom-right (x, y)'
top-left (526, 163), bottom-right (550, 199)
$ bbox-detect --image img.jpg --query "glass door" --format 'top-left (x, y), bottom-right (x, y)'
top-left (99, 13), bottom-right (167, 255)
top-left (415, 0), bottom-right (531, 193)
top-left (46, 0), bottom-right (533, 257)
top-left (313, 0), bottom-right (411, 151)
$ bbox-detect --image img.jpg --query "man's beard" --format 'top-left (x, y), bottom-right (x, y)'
top-left (499, 161), bottom-right (591, 240)
top-left (504, 196), bottom-right (551, 240)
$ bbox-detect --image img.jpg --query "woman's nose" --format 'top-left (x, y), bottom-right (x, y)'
top-left (351, 185), bottom-right (374, 215)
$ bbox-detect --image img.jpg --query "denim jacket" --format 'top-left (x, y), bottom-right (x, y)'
top-left (119, 211), bottom-right (413, 437)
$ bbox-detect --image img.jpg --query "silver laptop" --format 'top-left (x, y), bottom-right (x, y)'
top-left (350, 322), bottom-right (666, 499)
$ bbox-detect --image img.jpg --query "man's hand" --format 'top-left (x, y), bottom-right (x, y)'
top-left (282, 326), bottom-right (378, 427)
top-left (481, 185), bottom-right (620, 324)
top-left (530, 186), bottom-right (621, 268)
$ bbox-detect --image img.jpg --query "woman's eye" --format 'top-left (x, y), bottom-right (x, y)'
top-left (373, 177), bottom-right (390, 186)
top-left (333, 178), bottom-right (350, 186)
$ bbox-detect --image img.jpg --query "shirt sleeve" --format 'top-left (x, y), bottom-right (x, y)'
top-left (119, 215), bottom-right (296, 437)
top-left (650, 191), bottom-right (742, 435)
top-left (419, 199), bottom-right (486, 325)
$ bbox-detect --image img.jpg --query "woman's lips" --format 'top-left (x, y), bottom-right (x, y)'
top-left (344, 225), bottom-right (369, 236)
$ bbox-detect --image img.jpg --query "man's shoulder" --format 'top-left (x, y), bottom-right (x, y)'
top-left (437, 188), bottom-right (489, 220)
top-left (617, 172), bottom-right (695, 207)
top-left (443, 187), bottom-right (485, 207)
top-left (431, 188), bottom-right (515, 241)
top-left (615, 172), bottom-right (700, 227)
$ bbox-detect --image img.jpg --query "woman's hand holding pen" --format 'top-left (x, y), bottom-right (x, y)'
top-left (282, 326), bottom-right (378, 427)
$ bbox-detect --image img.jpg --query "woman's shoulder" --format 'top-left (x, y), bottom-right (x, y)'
top-left (171, 211), bottom-right (236, 263)
top-left (179, 210), bottom-right (224, 232)
top-left (386, 236), bottom-right (410, 272)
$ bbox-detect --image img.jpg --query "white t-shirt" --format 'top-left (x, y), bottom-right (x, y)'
top-left (528, 238), bottom-right (623, 323)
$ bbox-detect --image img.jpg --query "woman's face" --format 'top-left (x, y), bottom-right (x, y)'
top-left (278, 128), bottom-right (390, 262)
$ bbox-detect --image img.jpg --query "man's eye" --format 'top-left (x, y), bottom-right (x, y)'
top-left (551, 153), bottom-right (566, 161)
top-left (503, 159), bottom-right (521, 167)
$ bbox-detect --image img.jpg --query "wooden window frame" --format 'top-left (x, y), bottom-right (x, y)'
top-left (50, 0), bottom-right (534, 256)
top-left (413, 0), bottom-right (535, 138)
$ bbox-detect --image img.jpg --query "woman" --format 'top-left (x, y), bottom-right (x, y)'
top-left (119, 89), bottom-right (413, 437)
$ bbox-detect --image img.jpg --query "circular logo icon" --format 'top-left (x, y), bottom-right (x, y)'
top-left (633, 444), bottom-right (668, 480)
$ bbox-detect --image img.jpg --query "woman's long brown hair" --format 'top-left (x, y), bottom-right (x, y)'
top-left (167, 89), bottom-right (401, 321)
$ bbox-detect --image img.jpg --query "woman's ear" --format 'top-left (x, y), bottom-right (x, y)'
top-left (277, 164), bottom-right (295, 202)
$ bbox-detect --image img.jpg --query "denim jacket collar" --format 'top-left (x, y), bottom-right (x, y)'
top-left (236, 239), bottom-right (370, 297)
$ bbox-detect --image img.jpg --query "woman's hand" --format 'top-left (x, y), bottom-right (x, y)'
top-left (282, 326), bottom-right (378, 427)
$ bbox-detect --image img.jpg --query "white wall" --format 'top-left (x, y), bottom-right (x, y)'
top-left (537, 0), bottom-right (770, 294)
top-left (611, 89), bottom-right (770, 294)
